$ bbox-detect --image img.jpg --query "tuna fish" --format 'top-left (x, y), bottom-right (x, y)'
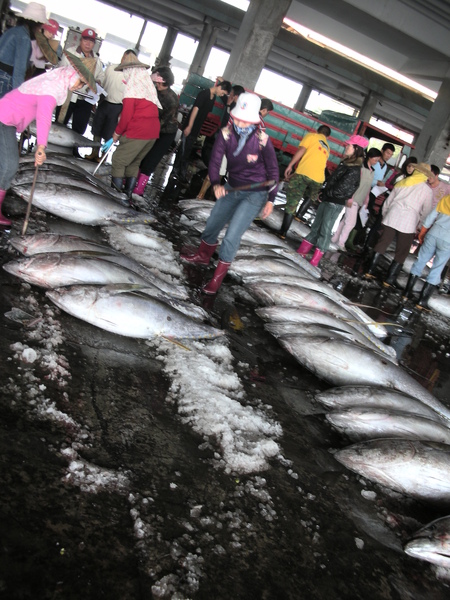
top-left (28, 122), bottom-right (100, 148)
top-left (3, 253), bottom-right (156, 289)
top-left (334, 439), bottom-right (450, 502)
top-left (277, 335), bottom-right (450, 421)
top-left (14, 165), bottom-right (122, 200)
top-left (10, 183), bottom-right (155, 226)
top-left (46, 284), bottom-right (224, 340)
top-left (428, 294), bottom-right (450, 319)
top-left (9, 233), bottom-right (118, 256)
top-left (326, 407), bottom-right (450, 443)
top-left (230, 257), bottom-right (311, 279)
top-left (248, 282), bottom-right (387, 338)
top-left (315, 386), bottom-right (445, 422)
top-left (404, 516), bottom-right (450, 568)
top-left (8, 236), bottom-right (188, 299)
top-left (255, 306), bottom-right (394, 359)
top-left (264, 322), bottom-right (396, 362)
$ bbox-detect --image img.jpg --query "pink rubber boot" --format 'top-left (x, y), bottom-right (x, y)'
top-left (0, 189), bottom-right (11, 226)
top-left (133, 173), bottom-right (149, 196)
top-left (202, 260), bottom-right (231, 295)
top-left (309, 249), bottom-right (324, 267)
top-left (296, 239), bottom-right (313, 256)
top-left (180, 240), bottom-right (218, 265)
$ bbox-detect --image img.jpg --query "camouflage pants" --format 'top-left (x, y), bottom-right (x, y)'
top-left (285, 174), bottom-right (323, 214)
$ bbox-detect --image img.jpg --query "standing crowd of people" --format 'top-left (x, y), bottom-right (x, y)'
top-left (0, 3), bottom-right (448, 303)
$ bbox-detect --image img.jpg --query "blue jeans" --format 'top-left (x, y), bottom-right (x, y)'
top-left (0, 121), bottom-right (19, 190)
top-left (202, 186), bottom-right (268, 262)
top-left (410, 232), bottom-right (450, 285)
top-left (306, 201), bottom-right (343, 252)
top-left (0, 70), bottom-right (12, 99)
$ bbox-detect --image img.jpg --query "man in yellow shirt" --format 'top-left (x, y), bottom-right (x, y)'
top-left (280, 124), bottom-right (331, 238)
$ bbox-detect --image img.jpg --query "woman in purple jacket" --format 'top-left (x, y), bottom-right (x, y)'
top-left (181, 93), bottom-right (279, 295)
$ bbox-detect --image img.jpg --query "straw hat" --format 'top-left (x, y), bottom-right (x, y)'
top-left (115, 52), bottom-right (150, 71)
top-left (413, 162), bottom-right (433, 178)
top-left (231, 93), bottom-right (261, 124)
top-left (63, 51), bottom-right (97, 94)
top-left (21, 2), bottom-right (48, 24)
top-left (35, 30), bottom-right (58, 65)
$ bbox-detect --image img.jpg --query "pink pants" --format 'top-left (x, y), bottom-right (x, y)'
top-left (332, 203), bottom-right (359, 247)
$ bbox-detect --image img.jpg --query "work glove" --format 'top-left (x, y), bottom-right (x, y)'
top-left (101, 138), bottom-right (114, 153)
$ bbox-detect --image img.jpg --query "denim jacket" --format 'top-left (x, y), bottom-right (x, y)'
top-left (0, 25), bottom-right (32, 90)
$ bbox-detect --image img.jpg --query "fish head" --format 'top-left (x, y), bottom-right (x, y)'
top-left (404, 527), bottom-right (450, 568)
top-left (3, 254), bottom-right (62, 287)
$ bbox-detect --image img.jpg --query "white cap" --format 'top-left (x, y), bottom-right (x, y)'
top-left (21, 2), bottom-right (48, 24)
top-left (231, 92), bottom-right (261, 124)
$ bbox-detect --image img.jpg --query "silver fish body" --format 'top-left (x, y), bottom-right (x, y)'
top-left (264, 322), bottom-right (396, 362)
top-left (3, 253), bottom-right (153, 289)
top-left (277, 335), bottom-right (450, 421)
top-left (46, 285), bottom-right (224, 340)
top-left (334, 439), bottom-right (450, 502)
top-left (28, 122), bottom-right (99, 148)
top-left (326, 407), bottom-right (450, 443)
top-left (11, 183), bottom-right (155, 226)
top-left (315, 386), bottom-right (445, 422)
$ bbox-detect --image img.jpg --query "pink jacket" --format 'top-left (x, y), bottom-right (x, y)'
top-left (0, 89), bottom-right (56, 146)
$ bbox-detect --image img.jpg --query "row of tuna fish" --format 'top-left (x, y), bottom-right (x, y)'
top-left (12, 155), bottom-right (155, 226)
top-left (178, 198), bottom-right (450, 571)
top-left (6, 156), bottom-right (224, 341)
top-left (5, 231), bottom-right (223, 341)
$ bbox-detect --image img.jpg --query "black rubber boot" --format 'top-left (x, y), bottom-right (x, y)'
top-left (383, 261), bottom-right (403, 288)
top-left (345, 229), bottom-right (358, 253)
top-left (402, 274), bottom-right (418, 299)
top-left (279, 212), bottom-right (294, 239)
top-left (416, 282), bottom-right (435, 310)
top-left (295, 197), bottom-right (312, 221)
top-left (364, 252), bottom-right (381, 279)
top-left (111, 177), bottom-right (124, 193)
top-left (124, 177), bottom-right (137, 200)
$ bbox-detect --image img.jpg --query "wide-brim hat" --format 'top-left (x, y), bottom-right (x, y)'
top-left (21, 2), bottom-right (48, 24)
top-left (230, 92), bottom-right (261, 124)
top-left (35, 30), bottom-right (58, 65)
top-left (115, 53), bottom-right (149, 71)
top-left (413, 162), bottom-right (433, 178)
top-left (64, 51), bottom-right (97, 94)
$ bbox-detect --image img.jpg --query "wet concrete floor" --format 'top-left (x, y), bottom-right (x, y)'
top-left (1, 160), bottom-right (450, 600)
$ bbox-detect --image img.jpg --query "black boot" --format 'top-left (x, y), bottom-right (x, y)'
top-left (345, 229), bottom-right (359, 253)
top-left (364, 252), bottom-right (381, 279)
top-left (295, 197), bottom-right (312, 222)
top-left (402, 274), bottom-right (418, 299)
top-left (124, 177), bottom-right (137, 200)
top-left (383, 261), bottom-right (403, 289)
top-left (279, 212), bottom-right (294, 239)
top-left (111, 177), bottom-right (124, 193)
top-left (416, 282), bottom-right (435, 310)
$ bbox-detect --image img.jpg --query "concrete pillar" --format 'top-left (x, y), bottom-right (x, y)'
top-left (223, 0), bottom-right (292, 91)
top-left (358, 91), bottom-right (379, 123)
top-left (414, 77), bottom-right (450, 168)
top-left (189, 20), bottom-right (218, 76)
top-left (135, 20), bottom-right (147, 53)
top-left (294, 84), bottom-right (312, 113)
top-left (155, 26), bottom-right (178, 67)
